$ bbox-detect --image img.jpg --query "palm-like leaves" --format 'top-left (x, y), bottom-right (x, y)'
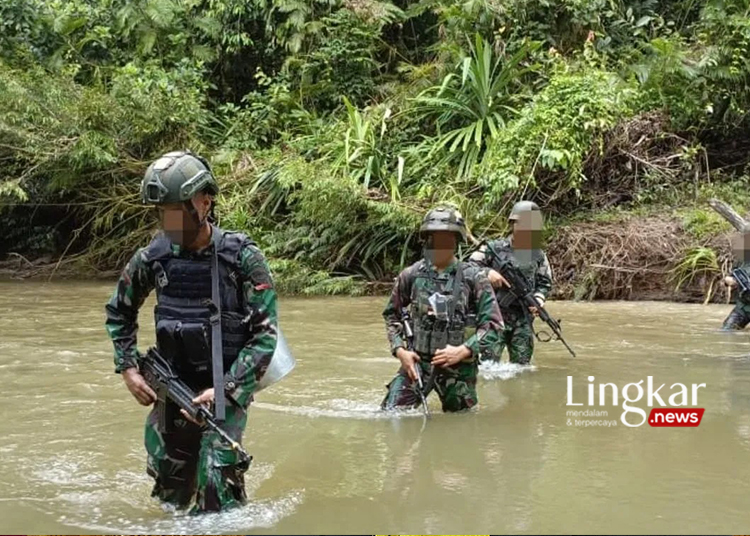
top-left (412, 35), bottom-right (540, 179)
top-left (330, 97), bottom-right (403, 198)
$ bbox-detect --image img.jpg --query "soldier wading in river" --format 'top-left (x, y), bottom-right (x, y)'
top-left (381, 207), bottom-right (503, 412)
top-left (105, 150), bottom-right (278, 513)
top-left (722, 231), bottom-right (750, 330)
top-left (469, 201), bottom-right (553, 365)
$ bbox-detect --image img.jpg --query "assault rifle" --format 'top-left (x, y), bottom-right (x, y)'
top-left (400, 308), bottom-right (431, 419)
top-left (140, 347), bottom-right (252, 466)
top-left (484, 243), bottom-right (576, 358)
top-left (732, 267), bottom-right (750, 296)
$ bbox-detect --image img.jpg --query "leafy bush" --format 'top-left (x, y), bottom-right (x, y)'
top-left (479, 60), bottom-right (637, 204)
top-left (2, 0), bottom-right (750, 295)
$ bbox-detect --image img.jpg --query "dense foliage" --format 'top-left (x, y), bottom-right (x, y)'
top-left (1, 0), bottom-right (749, 296)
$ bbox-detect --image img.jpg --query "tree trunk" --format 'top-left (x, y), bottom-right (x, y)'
top-left (708, 198), bottom-right (750, 232)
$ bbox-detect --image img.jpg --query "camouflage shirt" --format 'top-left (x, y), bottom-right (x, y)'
top-left (104, 235), bottom-right (278, 407)
top-left (470, 235), bottom-right (553, 310)
top-left (383, 258), bottom-right (503, 358)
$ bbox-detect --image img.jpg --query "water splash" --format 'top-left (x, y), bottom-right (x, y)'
top-left (67, 490), bottom-right (305, 534)
top-left (340, 356), bottom-right (394, 364)
top-left (25, 450), bottom-right (303, 534)
top-left (478, 360), bottom-right (537, 381)
top-left (255, 400), bottom-right (425, 420)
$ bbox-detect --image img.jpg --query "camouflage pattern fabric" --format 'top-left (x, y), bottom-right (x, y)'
top-left (105, 228), bottom-right (277, 512)
top-left (381, 359), bottom-right (479, 412)
top-left (145, 400), bottom-right (250, 513)
top-left (482, 315), bottom-right (535, 365)
top-left (722, 301), bottom-right (750, 330)
top-left (470, 235), bottom-right (552, 364)
top-left (105, 232), bottom-right (278, 406)
top-left (382, 259), bottom-right (503, 412)
top-left (722, 261), bottom-right (750, 331)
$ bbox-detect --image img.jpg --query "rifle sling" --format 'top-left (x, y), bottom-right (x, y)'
top-left (210, 226), bottom-right (226, 422)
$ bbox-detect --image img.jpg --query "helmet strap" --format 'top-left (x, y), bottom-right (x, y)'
top-left (182, 200), bottom-right (212, 238)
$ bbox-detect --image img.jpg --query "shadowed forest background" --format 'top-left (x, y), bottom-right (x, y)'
top-left (1, 0), bottom-right (749, 301)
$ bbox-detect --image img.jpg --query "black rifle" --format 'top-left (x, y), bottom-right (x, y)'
top-left (732, 267), bottom-right (750, 295)
top-left (400, 308), bottom-right (431, 419)
top-left (140, 347), bottom-right (252, 466)
top-left (484, 243), bottom-right (576, 357)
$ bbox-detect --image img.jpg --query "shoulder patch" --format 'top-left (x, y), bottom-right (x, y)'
top-left (241, 243), bottom-right (274, 290)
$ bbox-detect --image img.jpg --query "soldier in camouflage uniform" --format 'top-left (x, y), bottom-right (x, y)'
top-left (381, 207), bottom-right (503, 412)
top-left (722, 232), bottom-right (750, 330)
top-left (105, 151), bottom-right (278, 513)
top-left (469, 201), bottom-right (552, 365)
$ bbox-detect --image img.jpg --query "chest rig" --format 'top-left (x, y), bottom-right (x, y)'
top-left (409, 261), bottom-right (474, 356)
top-left (143, 229), bottom-right (252, 392)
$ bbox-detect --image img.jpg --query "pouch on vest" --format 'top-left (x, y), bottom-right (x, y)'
top-left (220, 311), bottom-right (250, 358)
top-left (155, 319), bottom-right (211, 375)
top-left (413, 322), bottom-right (431, 355)
top-left (429, 327), bottom-right (448, 354)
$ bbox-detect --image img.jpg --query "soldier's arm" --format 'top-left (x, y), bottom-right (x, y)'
top-left (463, 271), bottom-right (503, 357)
top-left (534, 252), bottom-right (553, 302)
top-left (104, 248), bottom-right (154, 373)
top-left (383, 269), bottom-right (412, 356)
top-left (225, 243), bottom-right (278, 407)
top-left (468, 244), bottom-right (490, 267)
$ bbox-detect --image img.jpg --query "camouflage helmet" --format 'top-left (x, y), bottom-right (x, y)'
top-left (140, 150), bottom-right (219, 205)
top-left (508, 200), bottom-right (541, 221)
top-left (419, 206), bottom-right (467, 242)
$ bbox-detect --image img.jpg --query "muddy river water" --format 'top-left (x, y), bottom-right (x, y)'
top-left (1, 280), bottom-right (750, 534)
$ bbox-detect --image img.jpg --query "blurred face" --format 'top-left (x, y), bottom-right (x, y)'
top-left (512, 210), bottom-right (543, 250)
top-left (425, 231), bottom-right (457, 267)
top-left (157, 193), bottom-right (212, 247)
top-left (733, 232), bottom-right (750, 263)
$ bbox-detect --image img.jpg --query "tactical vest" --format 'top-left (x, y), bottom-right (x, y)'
top-left (408, 261), bottom-right (476, 356)
top-left (486, 239), bottom-right (544, 311)
top-left (143, 229), bottom-right (252, 391)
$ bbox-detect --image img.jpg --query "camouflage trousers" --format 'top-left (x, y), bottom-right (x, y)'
top-left (482, 315), bottom-right (534, 365)
top-left (144, 400), bottom-right (250, 514)
top-left (381, 358), bottom-right (478, 412)
top-left (722, 302), bottom-right (750, 330)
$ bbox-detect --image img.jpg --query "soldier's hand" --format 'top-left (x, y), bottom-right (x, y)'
top-left (122, 367), bottom-right (157, 406)
top-left (724, 276), bottom-right (738, 287)
top-left (529, 296), bottom-right (545, 316)
top-left (432, 344), bottom-right (471, 367)
top-left (180, 388), bottom-right (215, 425)
top-left (396, 348), bottom-right (421, 381)
top-left (487, 269), bottom-right (510, 289)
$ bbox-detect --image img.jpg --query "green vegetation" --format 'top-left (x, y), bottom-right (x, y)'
top-left (1, 0), bottom-right (749, 298)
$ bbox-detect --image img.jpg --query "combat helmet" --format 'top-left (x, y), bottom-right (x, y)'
top-left (420, 206), bottom-right (467, 242)
top-left (140, 150), bottom-right (219, 205)
top-left (508, 200), bottom-right (540, 222)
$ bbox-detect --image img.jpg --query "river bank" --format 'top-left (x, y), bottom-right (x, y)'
top-left (0, 210), bottom-right (738, 304)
